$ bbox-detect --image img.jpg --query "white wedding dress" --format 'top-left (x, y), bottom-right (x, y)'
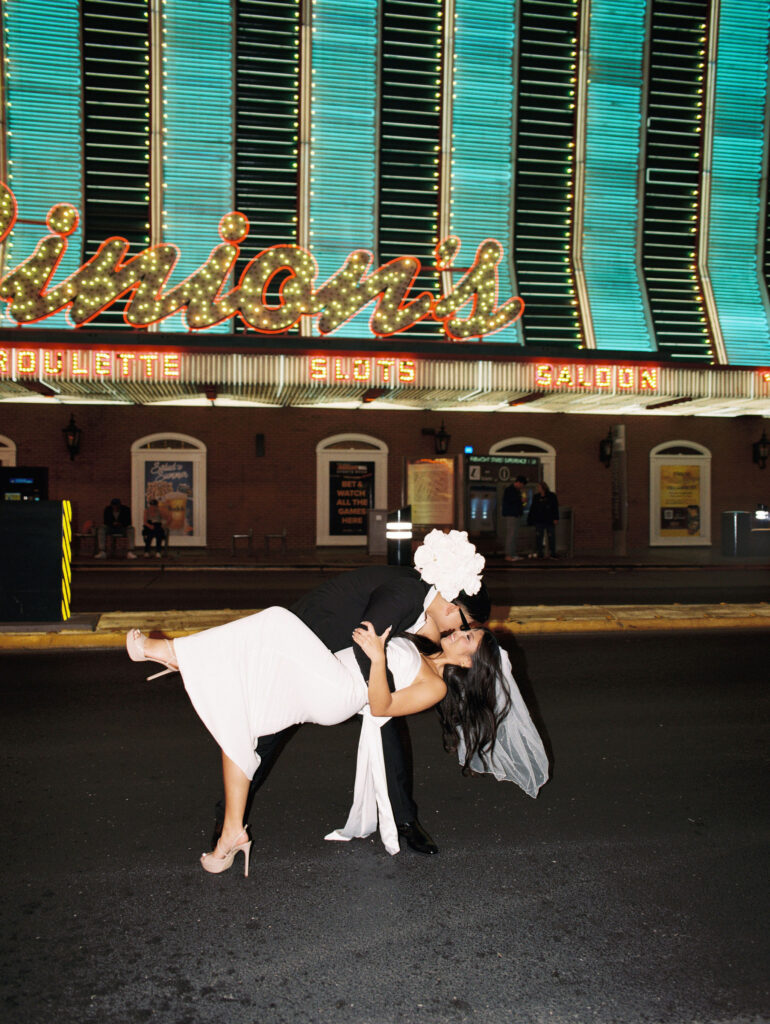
top-left (175, 606), bottom-right (548, 856)
top-left (175, 607), bottom-right (381, 780)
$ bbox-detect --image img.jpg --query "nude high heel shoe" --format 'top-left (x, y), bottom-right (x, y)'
top-left (200, 829), bottom-right (251, 877)
top-left (126, 629), bottom-right (178, 681)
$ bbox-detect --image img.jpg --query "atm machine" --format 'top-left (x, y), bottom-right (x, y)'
top-left (0, 465), bottom-right (48, 502)
top-left (468, 484), bottom-right (497, 534)
top-left (461, 454), bottom-right (541, 549)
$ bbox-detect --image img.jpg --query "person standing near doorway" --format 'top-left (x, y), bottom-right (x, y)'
top-left (528, 481), bottom-right (559, 559)
top-left (501, 475), bottom-right (528, 562)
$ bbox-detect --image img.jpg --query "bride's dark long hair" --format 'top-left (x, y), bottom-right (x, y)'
top-left (395, 629), bottom-right (511, 774)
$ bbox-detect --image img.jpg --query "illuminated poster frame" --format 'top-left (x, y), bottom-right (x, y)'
top-left (649, 441), bottom-right (711, 546)
top-left (406, 457), bottom-right (455, 527)
top-left (315, 434), bottom-right (387, 546)
top-left (130, 434), bottom-right (207, 547)
top-left (328, 460), bottom-right (375, 537)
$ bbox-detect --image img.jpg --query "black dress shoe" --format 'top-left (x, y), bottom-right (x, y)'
top-left (397, 819), bottom-right (439, 855)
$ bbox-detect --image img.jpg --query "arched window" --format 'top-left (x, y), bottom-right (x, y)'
top-left (0, 435), bottom-right (17, 467)
top-left (649, 440), bottom-right (711, 546)
top-left (489, 436), bottom-right (556, 489)
top-left (131, 433), bottom-right (207, 546)
top-left (316, 433), bottom-right (388, 546)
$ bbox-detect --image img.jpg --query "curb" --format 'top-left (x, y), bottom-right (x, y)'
top-left (1, 603), bottom-right (768, 651)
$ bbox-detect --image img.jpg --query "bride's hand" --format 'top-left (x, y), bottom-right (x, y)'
top-left (352, 621), bottom-right (391, 661)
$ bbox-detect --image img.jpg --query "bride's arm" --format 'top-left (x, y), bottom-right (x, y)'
top-left (352, 623), bottom-right (446, 717)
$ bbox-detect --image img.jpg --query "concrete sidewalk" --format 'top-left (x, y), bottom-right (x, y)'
top-left (2, 545), bottom-right (767, 650)
top-left (1, 601), bottom-right (768, 651)
top-left (70, 544), bottom-right (770, 571)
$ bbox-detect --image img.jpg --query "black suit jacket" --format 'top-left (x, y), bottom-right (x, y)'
top-left (290, 566), bottom-right (430, 684)
top-left (103, 503), bottom-right (131, 531)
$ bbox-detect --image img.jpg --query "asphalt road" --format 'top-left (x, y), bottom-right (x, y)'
top-left (69, 563), bottom-right (770, 613)
top-left (1, 632), bottom-right (767, 1024)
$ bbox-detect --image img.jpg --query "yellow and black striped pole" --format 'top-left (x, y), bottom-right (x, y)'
top-left (61, 501), bottom-right (72, 622)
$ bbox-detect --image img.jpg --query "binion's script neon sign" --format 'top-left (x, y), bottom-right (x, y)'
top-left (0, 183), bottom-right (524, 340)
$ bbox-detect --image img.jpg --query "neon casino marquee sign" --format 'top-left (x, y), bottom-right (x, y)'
top-left (535, 362), bottom-right (659, 391)
top-left (0, 346), bottom-right (419, 386)
top-left (3, 347), bottom-right (767, 397)
top-left (0, 346), bottom-right (182, 379)
top-left (0, 183), bottom-right (522, 340)
top-left (0, 348), bottom-right (661, 393)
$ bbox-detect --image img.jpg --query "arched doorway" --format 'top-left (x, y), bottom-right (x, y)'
top-left (0, 435), bottom-right (16, 467)
top-left (316, 433), bottom-right (388, 546)
top-left (131, 433), bottom-right (207, 546)
top-left (482, 437), bottom-right (557, 553)
top-left (489, 436), bottom-right (556, 488)
top-left (649, 440), bottom-right (711, 546)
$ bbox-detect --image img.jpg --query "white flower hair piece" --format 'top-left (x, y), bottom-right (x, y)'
top-left (413, 529), bottom-right (485, 602)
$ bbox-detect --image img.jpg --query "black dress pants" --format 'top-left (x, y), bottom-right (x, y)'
top-left (217, 718), bottom-right (418, 827)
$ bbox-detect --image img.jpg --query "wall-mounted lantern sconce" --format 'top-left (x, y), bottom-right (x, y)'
top-left (422, 420), bottom-right (451, 455)
top-left (63, 414), bottom-right (82, 461)
top-left (753, 429), bottom-right (769, 469)
top-left (598, 430), bottom-right (613, 468)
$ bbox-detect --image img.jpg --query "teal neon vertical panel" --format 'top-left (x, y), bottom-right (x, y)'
top-left (513, 0), bottom-right (582, 347)
top-left (583, 0), bottom-right (655, 351)
top-left (310, 0), bottom-right (378, 337)
top-left (160, 0), bottom-right (234, 332)
top-left (707, 0), bottom-right (770, 365)
top-left (451, 0), bottom-right (520, 344)
top-left (2, 0), bottom-right (82, 329)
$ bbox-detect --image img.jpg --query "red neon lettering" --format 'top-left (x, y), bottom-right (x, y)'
top-left (352, 358), bottom-right (370, 382)
top-left (115, 353), bottom-right (135, 377)
top-left (137, 354), bottom-right (158, 377)
top-left (617, 367), bottom-right (634, 389)
top-left (0, 350), bottom-right (8, 374)
top-left (163, 354), bottom-right (181, 378)
top-left (309, 357), bottom-right (327, 381)
top-left (595, 367), bottom-right (612, 388)
top-left (70, 351), bottom-right (89, 376)
top-left (556, 366), bottom-right (574, 387)
top-left (576, 365), bottom-right (591, 387)
top-left (399, 360), bottom-right (416, 383)
top-left (334, 358), bottom-right (349, 381)
top-left (43, 350), bottom-right (63, 375)
top-left (376, 359), bottom-right (396, 383)
top-left (535, 364), bottom-right (553, 387)
top-left (640, 368), bottom-right (658, 390)
top-left (94, 351), bottom-right (111, 376)
top-left (17, 349), bottom-right (36, 374)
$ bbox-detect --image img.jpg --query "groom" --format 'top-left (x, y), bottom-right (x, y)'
top-left (216, 564), bottom-right (491, 855)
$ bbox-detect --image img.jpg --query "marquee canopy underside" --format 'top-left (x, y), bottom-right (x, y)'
top-left (1, 348), bottom-right (768, 417)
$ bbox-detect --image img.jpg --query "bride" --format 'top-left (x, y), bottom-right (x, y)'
top-left (127, 530), bottom-right (548, 876)
top-left (127, 611), bottom-right (507, 876)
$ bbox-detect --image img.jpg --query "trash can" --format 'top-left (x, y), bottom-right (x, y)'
top-left (367, 509), bottom-right (388, 556)
top-left (721, 511), bottom-right (751, 556)
top-left (555, 507), bottom-right (573, 557)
